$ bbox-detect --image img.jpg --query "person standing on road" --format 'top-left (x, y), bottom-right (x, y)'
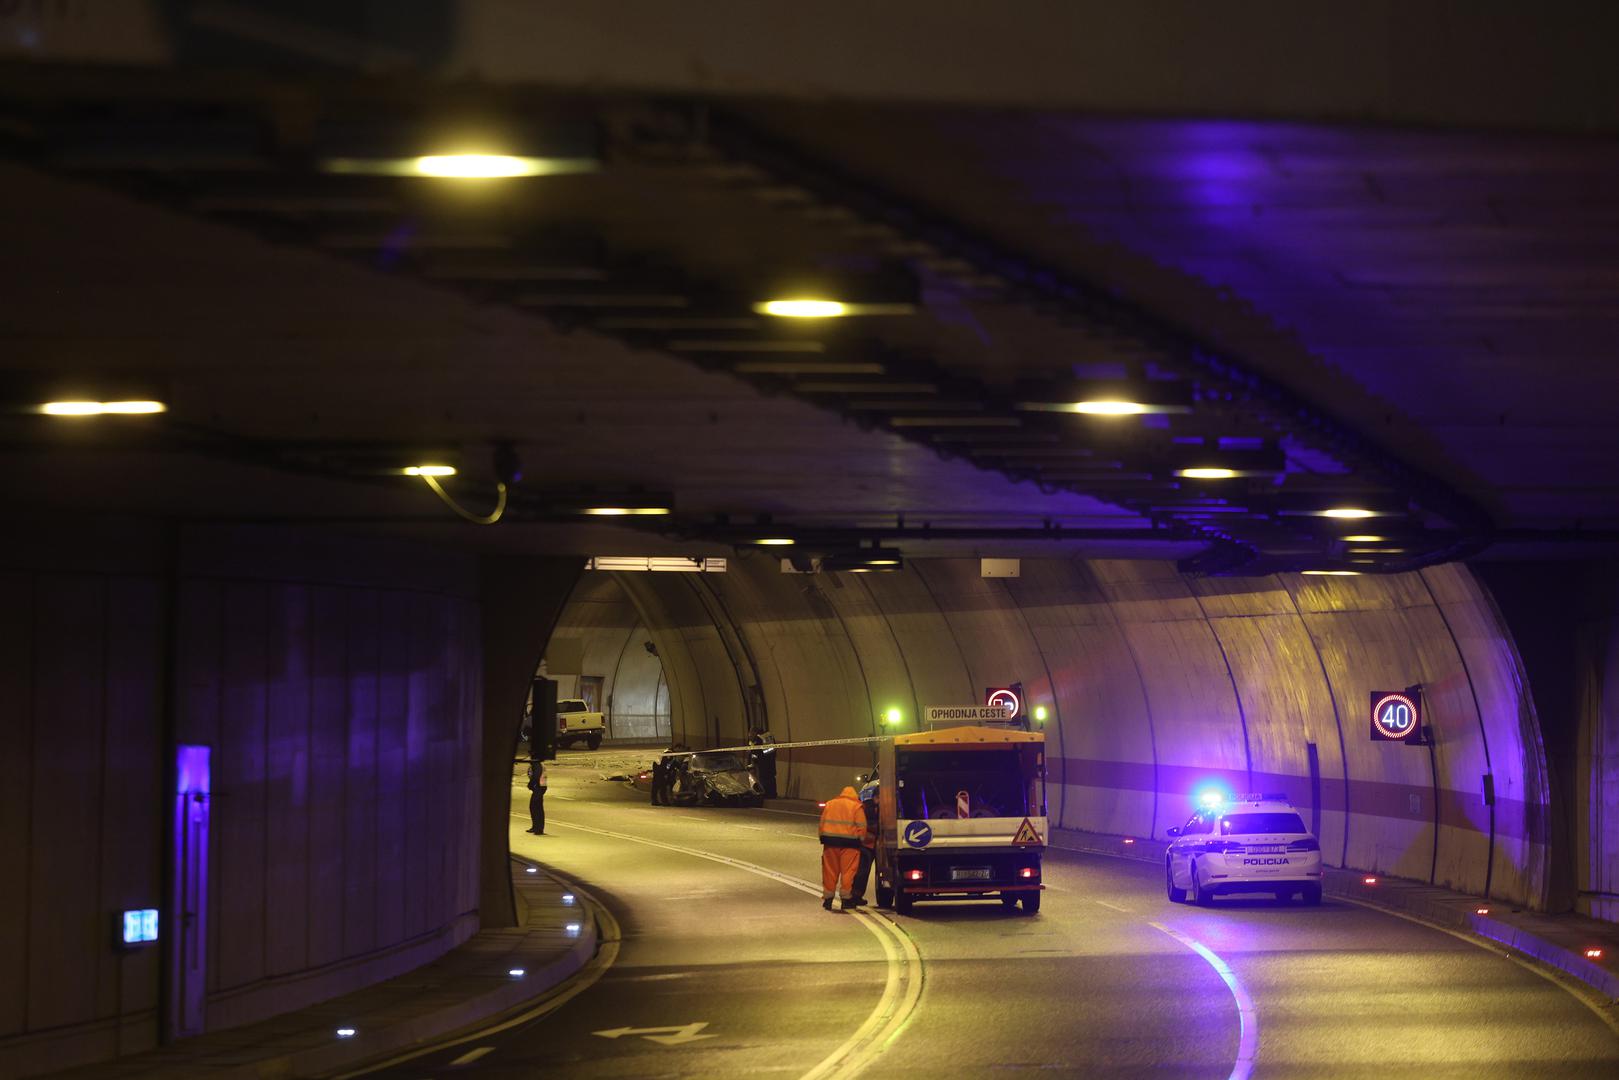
top-left (749, 732), bottom-right (778, 799)
top-left (818, 785), bottom-right (867, 911)
top-left (650, 755), bottom-right (669, 805)
top-left (850, 779), bottom-right (879, 903)
top-left (526, 759), bottom-right (548, 834)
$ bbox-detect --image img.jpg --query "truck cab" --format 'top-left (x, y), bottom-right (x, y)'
top-left (875, 726), bottom-right (1047, 914)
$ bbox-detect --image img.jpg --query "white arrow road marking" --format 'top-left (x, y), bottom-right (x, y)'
top-left (593, 1021), bottom-right (716, 1046)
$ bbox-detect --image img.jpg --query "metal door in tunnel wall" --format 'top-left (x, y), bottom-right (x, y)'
top-left (169, 745), bottom-right (210, 1038)
top-left (578, 675), bottom-right (603, 712)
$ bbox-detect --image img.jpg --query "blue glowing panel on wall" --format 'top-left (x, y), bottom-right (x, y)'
top-left (122, 908), bottom-right (159, 945)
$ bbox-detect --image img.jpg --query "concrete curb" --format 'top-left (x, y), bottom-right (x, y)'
top-left (1048, 826), bottom-right (1619, 1003)
top-left (200, 865), bottom-right (599, 1080)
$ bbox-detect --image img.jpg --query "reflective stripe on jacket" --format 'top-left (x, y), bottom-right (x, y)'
top-left (819, 786), bottom-right (867, 848)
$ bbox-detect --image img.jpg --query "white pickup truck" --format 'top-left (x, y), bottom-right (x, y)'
top-left (556, 699), bottom-right (606, 750)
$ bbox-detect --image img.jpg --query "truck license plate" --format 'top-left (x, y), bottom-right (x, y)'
top-left (951, 867), bottom-right (991, 881)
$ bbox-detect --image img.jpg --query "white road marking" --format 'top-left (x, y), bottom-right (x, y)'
top-left (448, 1045), bottom-right (496, 1066)
top-left (1148, 922), bottom-right (1257, 1080)
top-left (1092, 898), bottom-right (1130, 913)
top-left (594, 1021), bottom-right (716, 1046)
top-left (334, 875), bottom-right (622, 1078)
top-left (548, 817), bottom-right (924, 1080)
top-left (1334, 894), bottom-right (1619, 1038)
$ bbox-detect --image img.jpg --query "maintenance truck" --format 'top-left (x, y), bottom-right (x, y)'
top-left (874, 725), bottom-right (1047, 914)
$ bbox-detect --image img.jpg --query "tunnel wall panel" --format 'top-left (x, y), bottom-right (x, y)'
top-left (606, 556), bottom-right (1548, 910)
top-left (0, 522), bottom-right (485, 1078)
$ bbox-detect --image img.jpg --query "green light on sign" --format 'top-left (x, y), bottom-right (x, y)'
top-left (1033, 705), bottom-right (1049, 723)
top-left (882, 706), bottom-right (903, 726)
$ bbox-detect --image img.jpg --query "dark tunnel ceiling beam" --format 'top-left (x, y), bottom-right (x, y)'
top-left (688, 111), bottom-right (1498, 540)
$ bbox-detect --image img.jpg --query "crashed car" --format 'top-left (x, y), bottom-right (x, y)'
top-left (671, 750), bottom-right (763, 806)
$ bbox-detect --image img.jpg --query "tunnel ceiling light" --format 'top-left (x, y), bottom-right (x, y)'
top-left (39, 399), bottom-right (167, 416)
top-left (753, 537), bottom-right (796, 546)
top-left (583, 506), bottom-right (672, 516)
top-left (1348, 547), bottom-right (1406, 554)
top-left (508, 967), bottom-right (527, 977)
top-left (1277, 494), bottom-right (1407, 520)
top-left (1170, 446), bottom-right (1286, 480)
top-left (1015, 380), bottom-right (1194, 418)
top-left (321, 152), bottom-right (598, 178)
top-left (314, 113), bottom-right (600, 179)
top-left (336, 1028), bottom-right (357, 1038)
top-left (1340, 534), bottom-right (1389, 543)
top-left (754, 299), bottom-right (848, 318)
top-left (1302, 569), bottom-right (1362, 576)
top-left (402, 464), bottom-right (457, 477)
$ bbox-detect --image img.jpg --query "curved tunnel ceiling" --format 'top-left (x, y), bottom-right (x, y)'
top-left (0, 78), bottom-right (1615, 570)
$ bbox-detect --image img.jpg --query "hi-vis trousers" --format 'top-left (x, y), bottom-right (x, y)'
top-left (821, 845), bottom-right (860, 899)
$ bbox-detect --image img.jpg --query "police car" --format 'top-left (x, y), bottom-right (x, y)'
top-left (1165, 793), bottom-right (1323, 906)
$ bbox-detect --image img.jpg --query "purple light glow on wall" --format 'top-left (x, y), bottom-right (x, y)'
top-left (176, 744), bottom-right (210, 795)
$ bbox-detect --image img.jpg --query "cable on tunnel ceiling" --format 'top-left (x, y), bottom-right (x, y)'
top-left (420, 475), bottom-right (508, 525)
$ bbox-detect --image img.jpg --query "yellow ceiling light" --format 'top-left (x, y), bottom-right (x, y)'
top-left (1322, 507), bottom-right (1377, 519)
top-left (865, 558), bottom-right (900, 566)
top-left (754, 537), bottom-right (796, 546)
top-left (754, 299), bottom-right (850, 318)
top-left (583, 506), bottom-right (671, 517)
top-left (321, 153), bottom-right (598, 179)
top-left (1067, 399), bottom-right (1152, 417)
top-left (1301, 569), bottom-right (1361, 576)
top-left (40, 400), bottom-right (167, 417)
top-left (1176, 467), bottom-right (1239, 480)
top-left (1348, 547), bottom-right (1406, 554)
top-left (403, 464), bottom-right (457, 477)
top-left (1340, 535), bottom-right (1387, 543)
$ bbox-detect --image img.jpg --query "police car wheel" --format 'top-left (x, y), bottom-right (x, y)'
top-left (1302, 884), bottom-right (1323, 906)
top-left (1166, 861), bottom-right (1187, 903)
top-left (1190, 861), bottom-right (1213, 907)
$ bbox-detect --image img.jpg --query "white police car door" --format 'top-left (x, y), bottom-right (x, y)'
top-left (1170, 813), bottom-right (1212, 887)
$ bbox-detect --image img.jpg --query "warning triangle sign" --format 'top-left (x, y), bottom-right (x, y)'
top-left (1011, 817), bottom-right (1042, 846)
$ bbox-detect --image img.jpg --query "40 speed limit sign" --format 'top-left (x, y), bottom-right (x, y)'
top-left (1370, 690), bottom-right (1423, 744)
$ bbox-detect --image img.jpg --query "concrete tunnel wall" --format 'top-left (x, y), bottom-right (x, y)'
top-left (609, 556), bottom-right (1553, 909)
top-left (0, 520), bottom-right (485, 1077)
top-left (544, 575), bottom-right (671, 742)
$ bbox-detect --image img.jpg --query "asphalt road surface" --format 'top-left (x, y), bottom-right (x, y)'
top-left (357, 752), bottom-right (1619, 1078)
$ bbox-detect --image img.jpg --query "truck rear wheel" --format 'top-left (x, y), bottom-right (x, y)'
top-left (894, 888), bottom-right (914, 914)
top-left (586, 731), bottom-right (603, 750)
top-left (1020, 891), bottom-right (1041, 914)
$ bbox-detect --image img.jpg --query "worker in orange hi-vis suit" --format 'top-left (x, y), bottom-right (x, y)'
top-left (819, 785), bottom-right (867, 911)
